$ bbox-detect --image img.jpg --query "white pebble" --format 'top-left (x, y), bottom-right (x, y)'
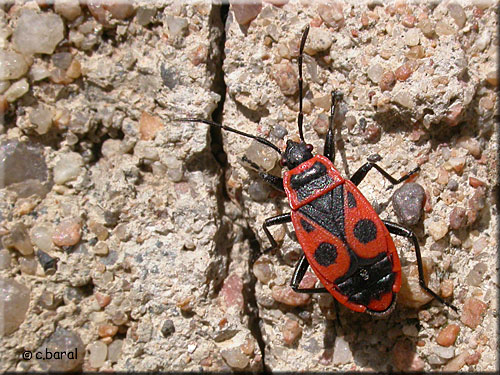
top-left (4, 78), bottom-right (29, 102)
top-left (54, 0), bottom-right (82, 21)
top-left (53, 152), bottom-right (84, 185)
top-left (0, 50), bottom-right (29, 80)
top-left (12, 10), bottom-right (64, 55)
top-left (31, 225), bottom-right (54, 252)
top-left (333, 336), bottom-right (353, 365)
top-left (88, 341), bottom-right (107, 368)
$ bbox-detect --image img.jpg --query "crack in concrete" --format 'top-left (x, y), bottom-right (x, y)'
top-left (207, 4), bottom-right (268, 370)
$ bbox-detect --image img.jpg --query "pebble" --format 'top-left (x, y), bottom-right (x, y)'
top-left (3, 222), bottom-right (34, 256)
top-left (448, 156), bottom-right (466, 174)
top-left (93, 241), bottom-right (109, 256)
top-left (393, 91), bottom-right (415, 108)
top-left (54, 0), bottom-right (82, 21)
top-left (139, 112), bottom-right (164, 141)
top-left (318, 2), bottom-right (344, 30)
top-left (104, 1), bottom-right (135, 20)
top-left (435, 21), bottom-right (456, 36)
top-left (442, 350), bottom-right (469, 372)
top-left (12, 10), bottom-right (64, 55)
top-left (460, 297), bottom-right (487, 328)
top-left (379, 70), bottom-right (396, 91)
top-left (465, 351), bottom-right (481, 365)
top-left (468, 177), bottom-right (485, 188)
top-left (101, 139), bottom-right (124, 159)
top-left (53, 152), bottom-right (84, 185)
top-left (221, 347), bottom-right (249, 370)
top-left (220, 273), bottom-right (244, 312)
top-left (29, 106), bottom-right (53, 135)
top-left (406, 45), bottom-right (425, 59)
top-left (271, 61), bottom-right (299, 96)
top-left (94, 292), bottom-right (111, 308)
top-left (435, 345), bottom-right (455, 359)
top-left (282, 318), bottom-right (302, 345)
top-left (466, 262), bottom-right (487, 287)
top-left (161, 319), bottom-right (175, 337)
top-left (231, 0), bottom-right (262, 25)
top-left (398, 258), bottom-right (433, 308)
top-left (303, 27), bottom-right (332, 55)
top-left (4, 78), bottom-right (29, 102)
top-left (245, 140), bottom-right (279, 172)
top-left (248, 181), bottom-right (269, 202)
top-left (36, 249), bottom-right (58, 273)
top-left (440, 279), bottom-right (454, 298)
top-left (367, 63), bottom-right (384, 84)
top-left (363, 123), bottom-right (381, 143)
top-left (0, 278), bottom-right (30, 335)
top-left (98, 324), bottom-right (119, 338)
top-left (107, 339), bottom-right (123, 363)
top-left (449, 207), bottom-right (467, 230)
top-left (395, 62), bottom-right (414, 81)
top-left (52, 52), bottom-right (73, 70)
top-left (333, 336), bottom-right (353, 365)
top-left (88, 340), bottom-right (107, 368)
top-left (272, 273), bottom-right (317, 306)
top-left (417, 19), bottom-right (434, 38)
top-left (427, 218), bottom-right (448, 241)
top-left (38, 291), bottom-right (62, 310)
top-left (0, 50), bottom-right (29, 80)
top-left (0, 249), bottom-right (11, 270)
top-left (252, 258), bottom-right (273, 284)
top-left (272, 285), bottom-right (311, 306)
top-left (448, 3), bottom-right (466, 29)
top-left (392, 339), bottom-right (424, 371)
top-left (136, 7), bottom-right (156, 26)
top-left (436, 324), bottom-right (460, 347)
top-left (52, 218), bottom-right (82, 247)
top-left (405, 28), bottom-right (420, 46)
top-left (20, 256), bottom-right (38, 275)
top-left (402, 14), bottom-right (416, 28)
top-left (88, 221), bottom-right (109, 241)
top-left (312, 113), bottom-right (329, 135)
top-left (66, 60), bottom-right (82, 80)
top-left (38, 327), bottom-right (84, 371)
top-left (241, 337), bottom-right (255, 356)
top-left (485, 71), bottom-right (497, 86)
top-left (165, 16), bottom-right (188, 39)
top-left (392, 182), bottom-right (425, 226)
top-left (31, 225), bottom-right (54, 252)
top-left (457, 136), bottom-right (481, 158)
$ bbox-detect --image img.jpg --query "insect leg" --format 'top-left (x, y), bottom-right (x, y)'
top-left (383, 220), bottom-right (458, 313)
top-left (241, 155), bottom-right (284, 192)
top-left (290, 255), bottom-right (328, 293)
top-left (262, 213), bottom-right (291, 253)
top-left (323, 91), bottom-right (343, 163)
top-left (350, 162), bottom-right (420, 186)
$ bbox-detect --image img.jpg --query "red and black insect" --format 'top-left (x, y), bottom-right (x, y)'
top-left (178, 26), bottom-right (457, 316)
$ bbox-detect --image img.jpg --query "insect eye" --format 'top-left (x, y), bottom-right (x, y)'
top-left (280, 157), bottom-right (286, 167)
top-left (306, 144), bottom-right (313, 152)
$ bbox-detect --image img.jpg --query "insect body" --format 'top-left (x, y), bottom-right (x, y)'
top-left (283, 153), bottom-right (402, 314)
top-left (178, 26), bottom-right (456, 316)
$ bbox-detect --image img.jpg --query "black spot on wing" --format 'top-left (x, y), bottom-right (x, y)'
top-left (314, 242), bottom-right (337, 267)
top-left (347, 192), bottom-right (356, 208)
top-left (354, 219), bottom-right (377, 244)
top-left (300, 218), bottom-right (315, 233)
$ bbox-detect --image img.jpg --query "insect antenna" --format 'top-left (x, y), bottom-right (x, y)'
top-left (175, 118), bottom-right (282, 155)
top-left (297, 25), bottom-right (310, 143)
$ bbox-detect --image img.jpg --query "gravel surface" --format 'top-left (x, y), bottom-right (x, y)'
top-left (0, 1), bottom-right (497, 372)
